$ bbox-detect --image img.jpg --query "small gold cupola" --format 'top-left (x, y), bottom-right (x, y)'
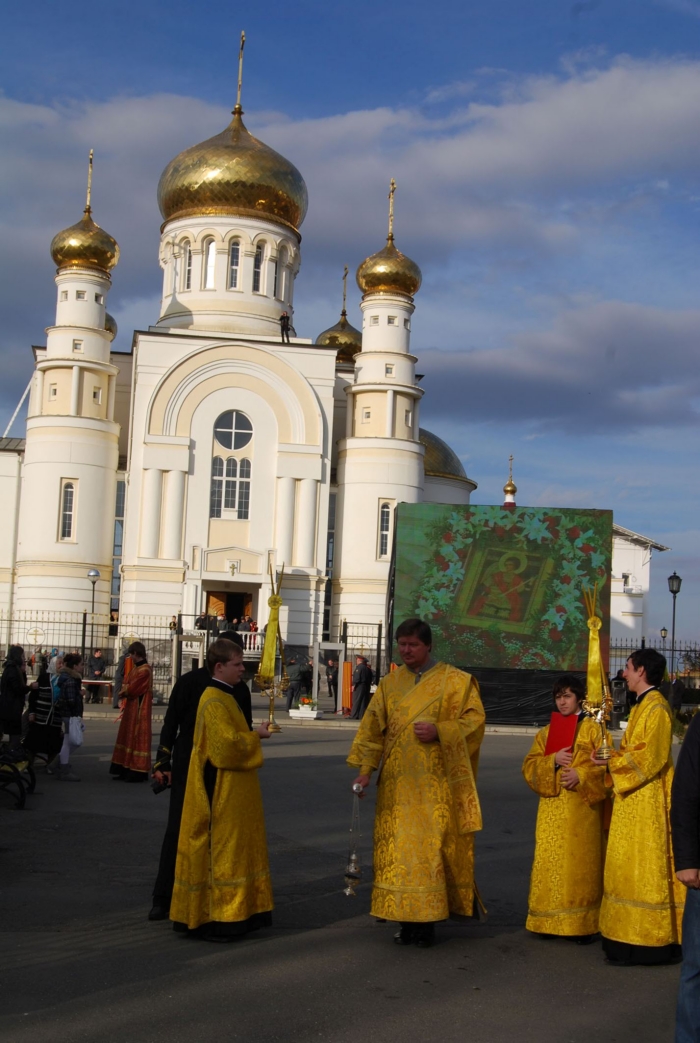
top-left (316, 266), bottom-right (362, 364)
top-left (356, 179), bottom-right (422, 298)
top-left (50, 151), bottom-right (120, 275)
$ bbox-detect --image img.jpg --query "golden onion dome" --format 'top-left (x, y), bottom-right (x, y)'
top-left (356, 233), bottom-right (422, 298)
top-left (104, 312), bottom-right (118, 339)
top-left (157, 107), bottom-right (308, 235)
top-left (315, 310), bottom-right (362, 365)
top-left (420, 428), bottom-right (469, 482)
top-left (504, 478), bottom-right (517, 496)
top-left (50, 207), bottom-right (120, 274)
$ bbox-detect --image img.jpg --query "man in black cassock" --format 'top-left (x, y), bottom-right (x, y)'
top-left (350, 656), bottom-right (373, 720)
top-left (148, 631), bottom-right (251, 921)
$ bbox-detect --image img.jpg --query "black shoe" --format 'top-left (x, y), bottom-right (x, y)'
top-left (414, 924), bottom-right (436, 949)
top-left (148, 904), bottom-right (169, 921)
top-left (573, 934), bottom-right (598, 945)
top-left (393, 924), bottom-right (415, 946)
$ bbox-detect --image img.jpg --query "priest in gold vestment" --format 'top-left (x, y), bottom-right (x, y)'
top-left (170, 639), bottom-right (274, 941)
top-left (523, 674), bottom-right (607, 941)
top-left (348, 618), bottom-right (485, 948)
top-left (595, 647), bottom-right (684, 966)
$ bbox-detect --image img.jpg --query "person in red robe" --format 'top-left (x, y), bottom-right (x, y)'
top-left (110, 641), bottom-right (152, 783)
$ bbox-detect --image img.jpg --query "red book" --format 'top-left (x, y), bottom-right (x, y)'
top-left (544, 712), bottom-right (578, 756)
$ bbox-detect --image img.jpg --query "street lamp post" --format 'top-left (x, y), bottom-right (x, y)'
top-left (660, 626), bottom-right (668, 658)
top-left (87, 569), bottom-right (100, 662)
top-left (668, 572), bottom-right (682, 683)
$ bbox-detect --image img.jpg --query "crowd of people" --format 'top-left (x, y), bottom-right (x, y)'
top-left (2, 620), bottom-right (699, 1039)
top-left (192, 612), bottom-right (259, 634)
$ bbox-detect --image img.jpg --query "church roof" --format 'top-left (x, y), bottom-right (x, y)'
top-left (0, 438), bottom-right (25, 452)
top-left (419, 428), bottom-right (469, 482)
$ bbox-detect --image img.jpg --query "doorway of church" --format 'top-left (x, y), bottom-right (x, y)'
top-left (206, 591), bottom-right (253, 624)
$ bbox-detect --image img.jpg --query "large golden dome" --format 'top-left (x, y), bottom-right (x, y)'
top-left (157, 107), bottom-right (308, 235)
top-left (316, 310), bottom-right (362, 365)
top-left (50, 207), bottom-right (120, 274)
top-left (420, 428), bottom-right (470, 482)
top-left (356, 233), bottom-right (421, 298)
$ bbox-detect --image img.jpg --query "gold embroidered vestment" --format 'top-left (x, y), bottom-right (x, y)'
top-left (347, 662), bottom-right (485, 922)
top-left (170, 686), bottom-right (273, 930)
top-left (523, 717), bottom-right (607, 936)
top-left (599, 690), bottom-right (684, 947)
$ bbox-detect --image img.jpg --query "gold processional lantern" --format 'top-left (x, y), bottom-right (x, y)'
top-left (253, 565), bottom-right (289, 733)
top-left (581, 583), bottom-right (614, 760)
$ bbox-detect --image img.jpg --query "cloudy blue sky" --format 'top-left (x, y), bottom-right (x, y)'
top-left (1, 0), bottom-right (698, 638)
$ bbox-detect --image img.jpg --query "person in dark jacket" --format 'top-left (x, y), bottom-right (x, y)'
top-left (280, 310), bottom-right (291, 344)
top-left (326, 659), bottom-right (338, 709)
top-left (86, 648), bottom-right (105, 704)
top-left (285, 659), bottom-right (302, 710)
top-left (149, 630), bottom-right (250, 921)
top-left (0, 645), bottom-right (31, 748)
top-left (350, 656), bottom-right (373, 720)
top-left (51, 653), bottom-right (84, 781)
top-left (672, 713), bottom-right (700, 1041)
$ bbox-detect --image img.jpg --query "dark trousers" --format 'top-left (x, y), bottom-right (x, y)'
top-left (677, 887), bottom-right (700, 1042)
top-left (286, 682), bottom-right (301, 711)
top-left (152, 770), bottom-right (187, 905)
top-left (350, 687), bottom-right (370, 720)
top-left (280, 330), bottom-right (290, 344)
top-left (327, 683), bottom-right (337, 708)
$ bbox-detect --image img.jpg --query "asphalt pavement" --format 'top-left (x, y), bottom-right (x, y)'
top-left (0, 719), bottom-right (680, 1043)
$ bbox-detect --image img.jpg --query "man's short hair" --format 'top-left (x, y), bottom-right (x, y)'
top-left (207, 638), bottom-right (243, 675)
top-left (395, 618), bottom-right (432, 647)
top-left (128, 641), bottom-right (147, 660)
top-left (628, 648), bottom-right (666, 687)
top-left (218, 630), bottom-right (244, 649)
top-left (552, 673), bottom-right (585, 703)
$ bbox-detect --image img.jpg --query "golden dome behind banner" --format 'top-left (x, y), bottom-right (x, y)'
top-left (419, 428), bottom-right (469, 482)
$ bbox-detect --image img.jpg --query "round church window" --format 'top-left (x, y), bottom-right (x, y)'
top-left (214, 410), bottom-right (252, 450)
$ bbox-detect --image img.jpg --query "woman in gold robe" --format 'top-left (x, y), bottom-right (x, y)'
top-left (109, 642), bottom-right (152, 782)
top-left (170, 638), bottom-right (273, 941)
top-left (523, 675), bottom-right (607, 941)
top-left (597, 648), bottom-right (684, 965)
top-left (348, 618), bottom-right (485, 947)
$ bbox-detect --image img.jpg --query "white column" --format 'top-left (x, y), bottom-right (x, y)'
top-left (275, 476), bottom-right (296, 567)
top-left (34, 370), bottom-right (44, 417)
top-left (295, 478), bottom-right (318, 567)
top-left (70, 365), bottom-right (81, 416)
top-left (161, 469), bottom-right (186, 560)
top-left (139, 468), bottom-right (163, 559)
top-left (345, 392), bottom-right (354, 437)
top-left (386, 389), bottom-right (395, 437)
top-left (107, 375), bottom-right (116, 420)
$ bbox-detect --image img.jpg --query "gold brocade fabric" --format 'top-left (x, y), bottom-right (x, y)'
top-left (170, 687), bottom-right (273, 930)
top-left (522, 717), bottom-right (607, 936)
top-left (599, 690), bottom-right (685, 947)
top-left (347, 662), bottom-right (485, 923)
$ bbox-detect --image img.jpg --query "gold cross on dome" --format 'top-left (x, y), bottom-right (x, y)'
top-left (235, 30), bottom-right (246, 113)
top-left (388, 178), bottom-right (396, 238)
top-left (342, 265), bottom-right (348, 312)
top-left (85, 149), bottom-right (94, 212)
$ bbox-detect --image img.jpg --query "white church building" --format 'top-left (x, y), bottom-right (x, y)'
top-left (0, 87), bottom-right (666, 651)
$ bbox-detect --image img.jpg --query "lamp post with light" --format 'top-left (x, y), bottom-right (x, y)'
top-left (668, 572), bottom-right (682, 683)
top-left (660, 627), bottom-right (668, 658)
top-left (87, 569), bottom-right (100, 662)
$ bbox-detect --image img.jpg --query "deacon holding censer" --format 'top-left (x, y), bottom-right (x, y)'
top-left (522, 674), bottom-right (608, 942)
top-left (594, 647), bottom-right (685, 965)
top-left (347, 617), bottom-right (485, 948)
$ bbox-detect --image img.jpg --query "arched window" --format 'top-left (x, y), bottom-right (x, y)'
top-left (214, 410), bottom-right (252, 450)
top-left (210, 457), bottom-right (224, 519)
top-left (182, 240), bottom-right (192, 290)
top-left (379, 502), bottom-right (391, 557)
top-left (224, 458), bottom-right (237, 509)
top-left (252, 243), bottom-right (264, 293)
top-left (272, 260), bottom-right (279, 298)
top-left (60, 481), bottom-right (76, 540)
top-left (228, 241), bottom-right (240, 289)
top-left (278, 246), bottom-right (288, 300)
top-left (203, 238), bottom-right (216, 289)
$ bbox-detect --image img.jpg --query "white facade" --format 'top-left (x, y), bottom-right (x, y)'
top-left (609, 524), bottom-right (668, 643)
top-left (0, 103), bottom-right (665, 651)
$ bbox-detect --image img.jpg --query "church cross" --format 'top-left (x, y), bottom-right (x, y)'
top-left (235, 30), bottom-right (246, 114)
top-left (85, 149), bottom-right (94, 213)
top-left (388, 178), bottom-right (396, 239)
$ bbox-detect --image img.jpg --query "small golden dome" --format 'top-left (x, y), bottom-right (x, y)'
top-left (157, 108), bottom-right (308, 234)
top-left (104, 312), bottom-right (118, 339)
top-left (504, 478), bottom-right (517, 495)
top-left (356, 233), bottom-right (422, 298)
top-left (420, 428), bottom-right (469, 482)
top-left (316, 310), bottom-right (362, 364)
top-left (50, 207), bottom-right (120, 274)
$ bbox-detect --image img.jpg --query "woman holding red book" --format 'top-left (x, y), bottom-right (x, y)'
top-left (522, 674), bottom-right (608, 942)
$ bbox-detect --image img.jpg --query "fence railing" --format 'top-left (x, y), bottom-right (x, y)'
top-left (609, 638), bottom-right (699, 684)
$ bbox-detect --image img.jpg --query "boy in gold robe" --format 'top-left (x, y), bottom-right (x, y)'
top-left (594, 647), bottom-right (684, 966)
top-left (523, 674), bottom-right (607, 942)
top-left (348, 617), bottom-right (485, 948)
top-left (170, 639), bottom-right (274, 941)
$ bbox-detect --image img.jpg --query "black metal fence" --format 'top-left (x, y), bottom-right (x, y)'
top-left (609, 638), bottom-right (699, 685)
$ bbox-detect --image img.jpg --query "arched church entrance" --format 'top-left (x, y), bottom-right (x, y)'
top-left (206, 590), bottom-right (253, 623)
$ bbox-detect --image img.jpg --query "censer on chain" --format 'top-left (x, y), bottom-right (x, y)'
top-left (343, 783), bottom-right (363, 897)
